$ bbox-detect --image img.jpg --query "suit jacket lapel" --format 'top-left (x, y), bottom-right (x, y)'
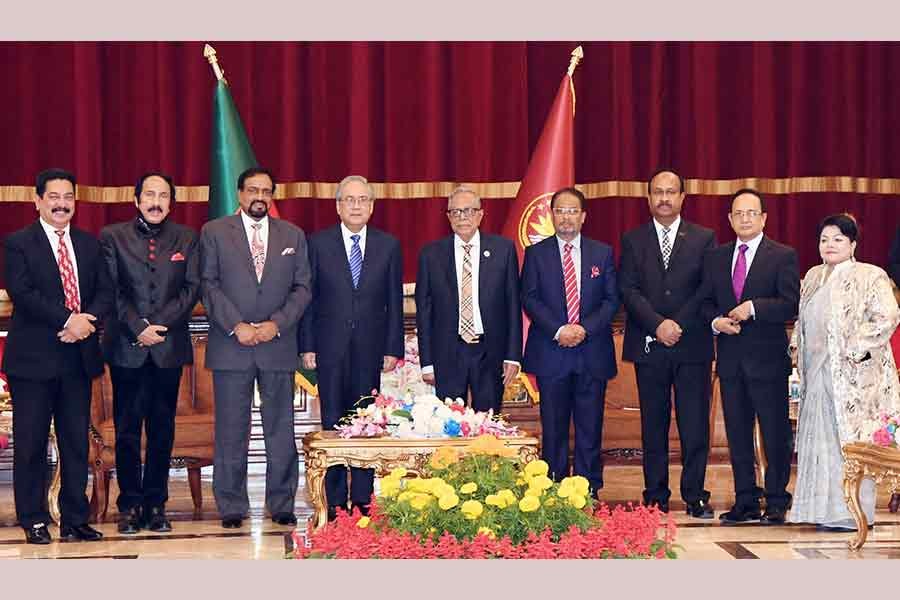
top-left (445, 236), bottom-right (459, 296)
top-left (579, 239), bottom-right (591, 316)
top-left (357, 227), bottom-right (375, 290)
top-left (33, 222), bottom-right (64, 296)
top-left (547, 237), bottom-right (568, 313)
top-left (721, 241), bottom-right (739, 305)
top-left (228, 215), bottom-right (257, 281)
top-left (667, 221), bottom-right (690, 267)
top-left (69, 228), bottom-right (91, 302)
top-left (646, 222), bottom-right (666, 274)
top-left (259, 218), bottom-right (283, 284)
top-left (741, 237), bottom-right (769, 301)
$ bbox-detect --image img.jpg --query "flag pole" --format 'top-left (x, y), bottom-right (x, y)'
top-left (567, 46), bottom-right (583, 116)
top-left (203, 43), bottom-right (227, 84)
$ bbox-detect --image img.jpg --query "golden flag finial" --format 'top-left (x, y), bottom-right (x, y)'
top-left (567, 45), bottom-right (584, 77)
top-left (203, 43), bottom-right (227, 84)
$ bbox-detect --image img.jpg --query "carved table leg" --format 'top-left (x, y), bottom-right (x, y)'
top-left (48, 420), bottom-right (61, 524)
top-left (305, 449), bottom-right (328, 530)
top-left (188, 466), bottom-right (203, 514)
top-left (842, 458), bottom-right (868, 551)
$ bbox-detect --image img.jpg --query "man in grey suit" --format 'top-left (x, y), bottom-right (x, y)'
top-left (200, 167), bottom-right (312, 529)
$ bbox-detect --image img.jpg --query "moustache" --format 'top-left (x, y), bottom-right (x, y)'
top-left (147, 206), bottom-right (163, 213)
top-left (51, 207), bottom-right (71, 214)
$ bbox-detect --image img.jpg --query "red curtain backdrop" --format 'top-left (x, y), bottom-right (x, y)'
top-left (1, 41), bottom-right (899, 284)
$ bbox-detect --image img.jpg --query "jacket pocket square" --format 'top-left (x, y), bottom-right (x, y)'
top-left (590, 265), bottom-right (601, 278)
top-left (281, 247), bottom-right (296, 256)
top-left (170, 252), bottom-right (185, 262)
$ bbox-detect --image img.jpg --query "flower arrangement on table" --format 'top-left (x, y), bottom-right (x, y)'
top-left (872, 412), bottom-right (900, 448)
top-left (335, 392), bottom-right (521, 439)
top-left (293, 435), bottom-right (678, 559)
top-left (378, 334), bottom-right (435, 400)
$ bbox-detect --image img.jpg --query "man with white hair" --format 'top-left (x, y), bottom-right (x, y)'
top-left (300, 175), bottom-right (404, 520)
top-left (415, 186), bottom-right (522, 415)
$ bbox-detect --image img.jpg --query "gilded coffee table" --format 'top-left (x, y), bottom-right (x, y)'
top-left (301, 431), bottom-right (540, 530)
top-left (842, 442), bottom-right (900, 551)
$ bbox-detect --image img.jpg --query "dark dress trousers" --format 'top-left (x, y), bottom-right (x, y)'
top-left (299, 225), bottom-right (403, 509)
top-left (200, 214), bottom-right (312, 519)
top-left (521, 236), bottom-right (619, 493)
top-left (2, 221), bottom-right (113, 528)
top-left (700, 237), bottom-right (799, 510)
top-left (415, 233), bottom-right (522, 413)
top-left (99, 217), bottom-right (200, 513)
top-left (619, 220), bottom-right (716, 506)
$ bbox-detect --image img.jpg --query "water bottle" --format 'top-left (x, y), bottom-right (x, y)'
top-left (788, 367), bottom-right (801, 402)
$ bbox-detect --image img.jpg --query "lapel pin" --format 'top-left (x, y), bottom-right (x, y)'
top-left (483, 250), bottom-right (490, 258)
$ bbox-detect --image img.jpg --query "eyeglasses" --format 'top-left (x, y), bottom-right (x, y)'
top-left (650, 188), bottom-right (681, 198)
top-left (731, 209), bottom-right (762, 219)
top-left (244, 186), bottom-right (273, 198)
top-left (552, 207), bottom-right (582, 216)
top-left (447, 207), bottom-right (482, 219)
top-left (339, 196), bottom-right (372, 207)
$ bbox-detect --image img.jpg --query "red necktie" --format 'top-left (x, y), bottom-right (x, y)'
top-left (563, 243), bottom-right (580, 324)
top-left (55, 230), bottom-right (80, 313)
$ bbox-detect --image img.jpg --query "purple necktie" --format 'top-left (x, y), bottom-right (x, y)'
top-left (732, 243), bottom-right (749, 300)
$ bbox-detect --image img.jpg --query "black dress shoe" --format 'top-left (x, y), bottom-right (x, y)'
top-left (117, 507), bottom-right (142, 534)
top-left (221, 515), bottom-right (243, 529)
top-left (719, 505), bottom-right (762, 525)
top-left (761, 506), bottom-right (787, 525)
top-left (646, 500), bottom-right (669, 513)
top-left (23, 523), bottom-right (52, 545)
top-left (271, 513), bottom-right (297, 526)
top-left (685, 499), bottom-right (715, 519)
top-left (60, 523), bottom-right (104, 542)
top-left (144, 507), bottom-right (172, 533)
top-left (355, 504), bottom-right (371, 517)
top-left (327, 506), bottom-right (343, 522)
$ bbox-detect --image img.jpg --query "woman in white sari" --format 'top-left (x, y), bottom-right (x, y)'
top-left (789, 214), bottom-right (900, 531)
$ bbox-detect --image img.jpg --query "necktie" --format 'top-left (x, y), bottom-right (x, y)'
top-left (349, 234), bottom-right (363, 288)
top-left (732, 243), bottom-right (749, 300)
top-left (661, 226), bottom-right (672, 270)
top-left (250, 222), bottom-right (265, 282)
top-left (459, 243), bottom-right (477, 342)
top-left (55, 230), bottom-right (80, 313)
top-left (563, 243), bottom-right (580, 324)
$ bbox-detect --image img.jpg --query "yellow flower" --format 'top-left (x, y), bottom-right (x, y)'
top-left (461, 500), bottom-right (484, 520)
top-left (524, 486), bottom-right (543, 498)
top-left (459, 482), bottom-right (478, 494)
top-left (379, 477), bottom-right (401, 498)
top-left (515, 477), bottom-right (527, 487)
top-left (430, 447), bottom-right (460, 469)
top-left (438, 493), bottom-right (460, 510)
top-left (498, 489), bottom-right (518, 506)
top-left (477, 526), bottom-right (496, 539)
top-left (529, 475), bottom-right (553, 491)
top-left (523, 459), bottom-right (549, 478)
top-left (389, 467), bottom-right (408, 479)
top-left (410, 493), bottom-right (432, 511)
top-left (556, 482), bottom-right (573, 498)
top-left (356, 516), bottom-right (371, 528)
top-left (519, 495), bottom-right (540, 512)
top-left (397, 490), bottom-right (415, 503)
top-left (485, 494), bottom-right (504, 508)
top-left (565, 475), bottom-right (590, 495)
top-left (568, 494), bottom-right (587, 509)
top-left (407, 478), bottom-right (431, 493)
top-left (433, 482), bottom-right (456, 499)
top-left (465, 434), bottom-right (517, 457)
top-left (544, 497), bottom-right (557, 507)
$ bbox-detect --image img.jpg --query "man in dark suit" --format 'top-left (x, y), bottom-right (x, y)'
top-left (99, 172), bottom-right (200, 534)
top-left (521, 187), bottom-right (619, 495)
top-left (2, 168), bottom-right (113, 544)
top-left (619, 168), bottom-right (717, 518)
top-left (200, 167), bottom-right (311, 529)
top-left (300, 175), bottom-right (404, 520)
top-left (700, 188), bottom-right (799, 525)
top-left (415, 186), bottom-right (522, 413)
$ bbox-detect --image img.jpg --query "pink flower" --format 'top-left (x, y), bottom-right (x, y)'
top-left (873, 428), bottom-right (893, 446)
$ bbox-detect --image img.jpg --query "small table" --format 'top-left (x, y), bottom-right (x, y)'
top-left (302, 431), bottom-right (541, 530)
top-left (842, 442), bottom-right (900, 551)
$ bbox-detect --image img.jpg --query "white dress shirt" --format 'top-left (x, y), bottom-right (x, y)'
top-left (712, 232), bottom-right (764, 333)
top-left (554, 234), bottom-right (582, 341)
top-left (240, 210), bottom-right (269, 258)
top-left (340, 222), bottom-right (367, 261)
top-left (40, 217), bottom-right (81, 307)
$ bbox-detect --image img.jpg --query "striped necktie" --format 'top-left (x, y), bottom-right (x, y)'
top-left (55, 230), bottom-right (80, 312)
top-left (661, 226), bottom-right (672, 270)
top-left (459, 243), bottom-right (477, 342)
top-left (563, 243), bottom-right (580, 324)
top-left (349, 234), bottom-right (362, 288)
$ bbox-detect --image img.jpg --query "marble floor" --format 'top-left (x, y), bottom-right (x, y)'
top-left (0, 467), bottom-right (898, 559)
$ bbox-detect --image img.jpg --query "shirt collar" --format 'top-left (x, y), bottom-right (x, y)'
top-left (556, 234), bottom-right (581, 250)
top-left (653, 216), bottom-right (681, 237)
top-left (340, 222), bottom-right (367, 243)
top-left (454, 230), bottom-right (480, 248)
top-left (240, 210), bottom-right (268, 231)
top-left (735, 232), bottom-right (764, 253)
top-left (39, 217), bottom-right (70, 239)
